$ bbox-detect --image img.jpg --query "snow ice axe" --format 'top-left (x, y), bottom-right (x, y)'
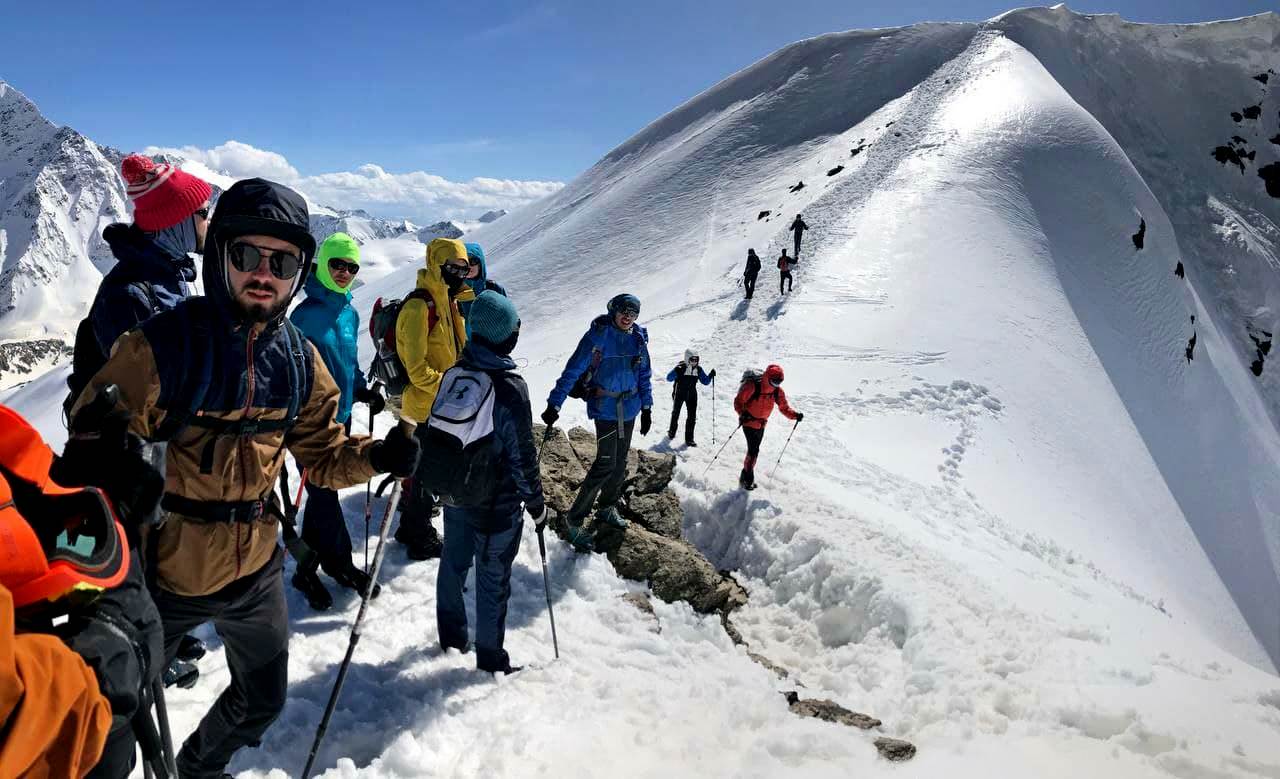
top-left (769, 418), bottom-right (802, 479)
top-left (534, 426), bottom-right (561, 659)
top-left (702, 423), bottom-right (741, 478)
top-left (301, 420), bottom-right (415, 779)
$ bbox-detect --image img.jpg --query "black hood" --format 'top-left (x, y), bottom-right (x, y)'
top-left (204, 178), bottom-right (316, 322)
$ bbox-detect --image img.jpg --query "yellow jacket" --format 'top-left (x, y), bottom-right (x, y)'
top-left (397, 238), bottom-right (473, 421)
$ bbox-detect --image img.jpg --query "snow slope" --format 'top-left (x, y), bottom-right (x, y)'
top-left (5, 6), bottom-right (1280, 778)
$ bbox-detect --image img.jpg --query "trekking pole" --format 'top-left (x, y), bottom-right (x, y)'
top-left (711, 376), bottom-right (717, 445)
top-left (301, 420), bottom-right (414, 779)
top-left (364, 386), bottom-right (379, 574)
top-left (151, 678), bottom-right (177, 777)
top-left (769, 418), bottom-right (802, 479)
top-left (701, 423), bottom-right (741, 478)
top-left (534, 426), bottom-right (560, 658)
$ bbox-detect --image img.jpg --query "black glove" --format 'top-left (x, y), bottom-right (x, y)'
top-left (541, 405), bottom-right (559, 427)
top-left (795, 412), bottom-right (804, 422)
top-left (739, 412), bottom-right (751, 425)
top-left (640, 408), bottom-right (652, 436)
top-left (709, 369), bottom-right (717, 379)
top-left (51, 385), bottom-right (164, 536)
top-left (370, 424), bottom-right (420, 477)
top-left (676, 362), bottom-right (686, 372)
top-left (527, 501), bottom-right (547, 530)
top-left (356, 386), bottom-right (385, 416)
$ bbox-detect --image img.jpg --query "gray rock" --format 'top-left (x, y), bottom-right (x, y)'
top-left (621, 490), bottom-right (683, 538)
top-left (874, 737), bottom-right (917, 762)
top-left (592, 523), bottom-right (748, 615)
top-left (626, 449), bottom-right (675, 495)
top-left (748, 651), bottom-right (790, 679)
top-left (534, 425), bottom-right (588, 513)
top-left (784, 693), bottom-right (881, 730)
top-left (621, 592), bottom-right (658, 630)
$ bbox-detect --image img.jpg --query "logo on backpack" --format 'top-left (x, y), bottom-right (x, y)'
top-left (416, 367), bottom-right (499, 506)
top-left (368, 289), bottom-right (435, 396)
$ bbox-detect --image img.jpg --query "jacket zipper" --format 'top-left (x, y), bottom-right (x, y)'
top-left (236, 328), bottom-right (258, 580)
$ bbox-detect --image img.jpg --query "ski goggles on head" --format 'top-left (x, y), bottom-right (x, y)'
top-left (327, 258), bottom-right (359, 276)
top-left (615, 305), bottom-right (639, 318)
top-left (228, 241), bottom-right (303, 280)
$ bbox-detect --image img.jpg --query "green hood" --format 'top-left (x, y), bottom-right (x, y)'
top-left (316, 232), bottom-right (361, 294)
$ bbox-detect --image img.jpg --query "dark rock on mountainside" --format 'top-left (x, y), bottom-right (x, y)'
top-left (1132, 217), bottom-right (1146, 249)
top-left (1213, 145), bottom-right (1249, 173)
top-left (1242, 105), bottom-right (1262, 120)
top-left (1259, 162), bottom-right (1280, 198)
top-left (1175, 261), bottom-right (1184, 279)
top-left (0, 338), bottom-right (71, 377)
top-left (783, 691), bottom-right (882, 729)
top-left (827, 165), bottom-right (845, 176)
top-left (757, 210), bottom-right (772, 220)
top-left (789, 181), bottom-right (805, 193)
top-left (874, 737), bottom-right (918, 762)
top-left (1232, 111), bottom-right (1244, 123)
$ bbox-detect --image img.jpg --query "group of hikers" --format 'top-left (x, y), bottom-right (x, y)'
top-left (0, 155), bottom-right (803, 778)
top-left (742, 213), bottom-right (807, 299)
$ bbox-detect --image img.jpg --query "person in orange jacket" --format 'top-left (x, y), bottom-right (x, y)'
top-left (732, 364), bottom-right (802, 489)
top-left (0, 402), bottom-right (161, 778)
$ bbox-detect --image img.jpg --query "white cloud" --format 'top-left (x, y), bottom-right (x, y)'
top-left (143, 140), bottom-right (563, 224)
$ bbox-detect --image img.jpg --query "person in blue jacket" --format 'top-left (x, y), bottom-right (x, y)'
top-left (288, 232), bottom-right (386, 610)
top-left (459, 242), bottom-right (507, 323)
top-left (435, 291), bottom-right (545, 674)
top-left (666, 348), bottom-right (716, 447)
top-left (542, 293), bottom-right (652, 550)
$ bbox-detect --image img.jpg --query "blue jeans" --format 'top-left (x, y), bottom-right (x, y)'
top-left (437, 508), bottom-right (523, 671)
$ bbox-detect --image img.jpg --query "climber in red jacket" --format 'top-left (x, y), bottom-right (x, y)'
top-left (732, 364), bottom-right (802, 489)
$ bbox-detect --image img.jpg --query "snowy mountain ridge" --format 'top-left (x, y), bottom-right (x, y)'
top-left (4, 7), bottom-right (1280, 778)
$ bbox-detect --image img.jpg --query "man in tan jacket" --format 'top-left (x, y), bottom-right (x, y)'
top-left (69, 178), bottom-right (420, 778)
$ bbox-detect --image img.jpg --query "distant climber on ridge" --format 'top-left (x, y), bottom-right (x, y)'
top-left (778, 249), bottom-right (795, 295)
top-left (744, 248), bottom-right (761, 299)
top-left (790, 213), bottom-right (808, 258)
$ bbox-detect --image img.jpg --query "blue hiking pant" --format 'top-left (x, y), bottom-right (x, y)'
top-left (437, 509), bottom-right (523, 671)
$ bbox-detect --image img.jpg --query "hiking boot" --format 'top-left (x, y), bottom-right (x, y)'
top-left (326, 562), bottom-right (382, 599)
top-left (291, 568), bottom-right (333, 611)
top-left (738, 469), bottom-right (756, 491)
top-left (176, 634), bottom-right (206, 662)
top-left (566, 522), bottom-right (596, 552)
top-left (396, 531), bottom-right (443, 561)
top-left (595, 506), bottom-right (628, 530)
top-left (686, 440), bottom-right (698, 448)
top-left (163, 658), bottom-right (199, 689)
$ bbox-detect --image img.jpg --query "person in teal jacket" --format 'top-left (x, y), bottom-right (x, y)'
top-left (459, 242), bottom-right (508, 325)
top-left (287, 232), bottom-right (385, 609)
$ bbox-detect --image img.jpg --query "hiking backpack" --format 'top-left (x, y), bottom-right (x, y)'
top-left (415, 366), bottom-right (500, 506)
top-left (63, 281), bottom-right (159, 425)
top-left (739, 368), bottom-right (765, 403)
top-left (367, 289), bottom-right (437, 396)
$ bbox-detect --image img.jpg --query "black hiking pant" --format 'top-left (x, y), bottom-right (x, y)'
top-left (744, 272), bottom-right (757, 299)
top-left (793, 233), bottom-right (803, 258)
top-left (300, 417), bottom-right (356, 574)
top-left (780, 271), bottom-right (793, 294)
top-left (301, 481), bottom-right (355, 576)
top-left (152, 548), bottom-right (289, 778)
top-left (397, 423), bottom-right (441, 546)
top-left (741, 426), bottom-right (766, 480)
top-left (669, 392), bottom-right (698, 444)
top-left (567, 418), bottom-right (636, 523)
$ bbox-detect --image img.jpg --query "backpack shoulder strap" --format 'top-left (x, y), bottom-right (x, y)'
top-left (152, 300), bottom-right (214, 442)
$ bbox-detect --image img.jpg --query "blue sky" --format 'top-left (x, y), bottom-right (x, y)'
top-left (0, 0), bottom-right (1271, 219)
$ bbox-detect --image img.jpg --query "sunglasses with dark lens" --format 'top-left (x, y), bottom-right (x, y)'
top-left (618, 307), bottom-right (639, 318)
top-left (328, 258), bottom-right (359, 275)
top-left (194, 207), bottom-right (211, 220)
top-left (228, 242), bottom-right (302, 280)
top-left (770, 378), bottom-right (783, 387)
top-left (442, 262), bottom-right (469, 278)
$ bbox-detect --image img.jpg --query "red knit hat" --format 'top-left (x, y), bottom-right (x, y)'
top-left (120, 154), bottom-right (213, 232)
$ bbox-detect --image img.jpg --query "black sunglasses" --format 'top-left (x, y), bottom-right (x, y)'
top-left (194, 206), bottom-right (211, 220)
top-left (617, 307), bottom-right (639, 318)
top-left (228, 241), bottom-right (302, 280)
top-left (328, 258), bottom-right (359, 275)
